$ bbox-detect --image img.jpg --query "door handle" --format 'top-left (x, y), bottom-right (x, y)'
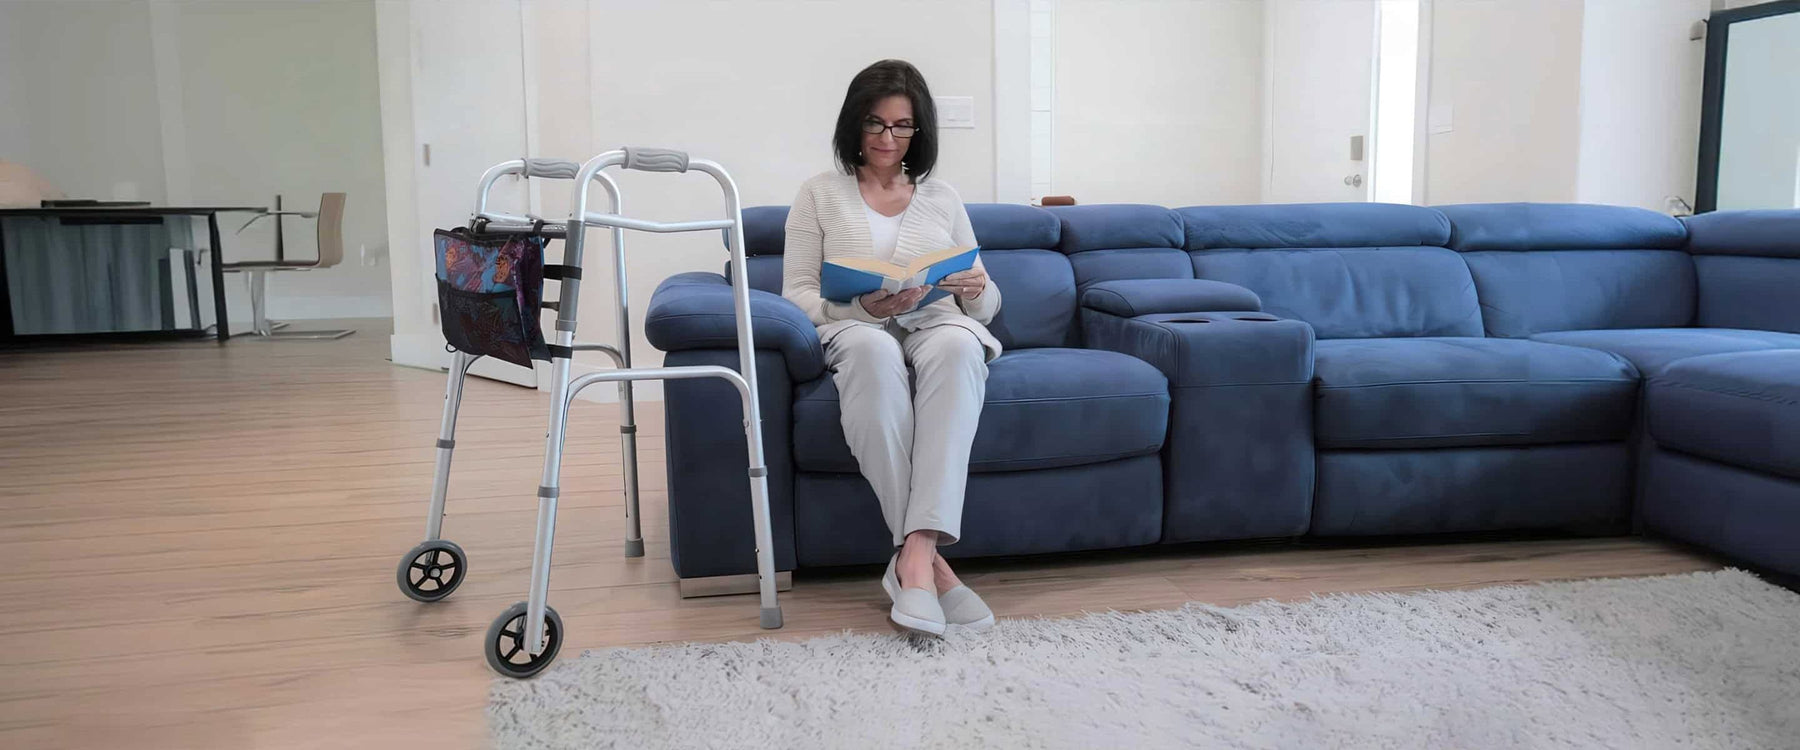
top-left (1344, 174), bottom-right (1364, 188)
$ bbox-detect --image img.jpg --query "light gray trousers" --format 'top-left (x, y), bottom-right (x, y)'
top-left (824, 323), bottom-right (988, 547)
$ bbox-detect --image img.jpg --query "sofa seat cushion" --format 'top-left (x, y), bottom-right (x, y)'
top-left (1529, 328), bottom-right (1800, 375)
top-left (1313, 337), bottom-right (1640, 449)
top-left (1648, 350), bottom-right (1800, 481)
top-left (793, 347), bottom-right (1169, 473)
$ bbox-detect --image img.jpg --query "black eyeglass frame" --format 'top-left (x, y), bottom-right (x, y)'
top-left (861, 119), bottom-right (918, 139)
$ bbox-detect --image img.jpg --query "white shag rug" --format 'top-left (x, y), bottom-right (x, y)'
top-left (489, 570), bottom-right (1800, 749)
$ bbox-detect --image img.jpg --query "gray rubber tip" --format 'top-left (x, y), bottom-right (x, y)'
top-left (623, 538), bottom-right (645, 558)
top-left (760, 607), bottom-right (784, 629)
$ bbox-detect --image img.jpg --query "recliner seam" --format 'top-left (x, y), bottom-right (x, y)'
top-left (1316, 378), bottom-right (1637, 389)
top-left (1649, 379), bottom-right (1800, 407)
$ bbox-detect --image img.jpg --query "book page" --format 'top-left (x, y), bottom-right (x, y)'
top-left (905, 246), bottom-right (977, 276)
top-left (830, 256), bottom-right (909, 280)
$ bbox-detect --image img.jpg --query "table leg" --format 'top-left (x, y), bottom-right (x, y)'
top-left (0, 223), bottom-right (13, 339)
top-left (185, 248), bottom-right (202, 333)
top-left (208, 213), bottom-right (230, 342)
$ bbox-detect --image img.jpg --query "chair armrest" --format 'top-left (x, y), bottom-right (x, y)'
top-left (1080, 279), bottom-right (1262, 317)
top-left (234, 211), bottom-right (317, 234)
top-left (646, 272), bottom-right (825, 381)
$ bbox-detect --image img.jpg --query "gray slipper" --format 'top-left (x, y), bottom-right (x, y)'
top-left (891, 589), bottom-right (947, 636)
top-left (883, 555), bottom-right (945, 636)
top-left (939, 585), bottom-right (996, 631)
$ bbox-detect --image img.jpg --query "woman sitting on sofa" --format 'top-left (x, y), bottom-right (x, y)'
top-left (781, 59), bottom-right (1003, 637)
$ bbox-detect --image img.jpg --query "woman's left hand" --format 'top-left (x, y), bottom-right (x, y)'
top-left (939, 268), bottom-right (987, 300)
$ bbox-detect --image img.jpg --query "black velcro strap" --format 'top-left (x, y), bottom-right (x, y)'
top-left (544, 264), bottom-right (583, 280)
top-left (547, 344), bottom-right (574, 360)
top-left (541, 300), bottom-right (560, 311)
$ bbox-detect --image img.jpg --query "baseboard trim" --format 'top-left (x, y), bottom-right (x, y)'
top-left (678, 571), bottom-right (793, 599)
top-left (389, 332), bottom-right (449, 371)
top-left (265, 294), bottom-right (393, 321)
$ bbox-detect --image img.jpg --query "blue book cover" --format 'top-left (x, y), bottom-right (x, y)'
top-left (821, 246), bottom-right (979, 311)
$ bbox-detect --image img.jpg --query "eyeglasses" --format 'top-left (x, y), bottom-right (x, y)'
top-left (861, 120), bottom-right (918, 139)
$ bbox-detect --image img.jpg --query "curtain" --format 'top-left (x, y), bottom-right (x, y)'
top-left (3, 216), bottom-right (198, 335)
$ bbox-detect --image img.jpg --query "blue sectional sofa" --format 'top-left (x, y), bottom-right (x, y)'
top-left (645, 202), bottom-right (1800, 586)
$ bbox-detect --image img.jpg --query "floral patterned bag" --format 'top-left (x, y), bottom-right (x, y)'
top-left (433, 227), bottom-right (550, 367)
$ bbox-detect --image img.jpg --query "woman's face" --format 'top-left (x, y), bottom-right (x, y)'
top-left (860, 95), bottom-right (914, 172)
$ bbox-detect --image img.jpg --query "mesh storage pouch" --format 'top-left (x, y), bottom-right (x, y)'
top-left (433, 227), bottom-right (550, 367)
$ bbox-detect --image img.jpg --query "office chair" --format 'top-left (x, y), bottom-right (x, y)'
top-left (223, 192), bottom-right (354, 340)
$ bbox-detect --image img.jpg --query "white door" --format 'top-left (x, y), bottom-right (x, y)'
top-left (1264, 0), bottom-right (1378, 204)
top-left (409, 0), bottom-right (537, 386)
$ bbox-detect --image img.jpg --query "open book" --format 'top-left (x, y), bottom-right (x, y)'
top-left (820, 246), bottom-right (980, 309)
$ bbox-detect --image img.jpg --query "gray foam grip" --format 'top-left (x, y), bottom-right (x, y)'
top-left (623, 147), bottom-right (690, 173)
top-left (523, 158), bottom-right (579, 179)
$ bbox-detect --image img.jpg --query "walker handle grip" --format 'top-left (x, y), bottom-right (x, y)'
top-left (622, 147), bottom-right (690, 173)
top-left (522, 159), bottom-right (579, 179)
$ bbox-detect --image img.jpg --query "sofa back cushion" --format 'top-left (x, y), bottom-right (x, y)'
top-left (966, 204), bottom-right (1077, 348)
top-left (1440, 203), bottom-right (1694, 338)
top-left (1684, 209), bottom-right (1800, 334)
top-left (1177, 203), bottom-right (1480, 339)
top-left (1046, 204), bottom-right (1194, 287)
top-left (739, 205), bottom-right (791, 294)
top-left (736, 202), bottom-right (1076, 349)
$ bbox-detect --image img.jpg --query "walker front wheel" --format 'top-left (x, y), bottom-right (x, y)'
top-left (485, 601), bottom-right (564, 679)
top-left (396, 540), bottom-right (466, 603)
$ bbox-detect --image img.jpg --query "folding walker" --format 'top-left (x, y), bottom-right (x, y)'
top-left (393, 149), bottom-right (782, 678)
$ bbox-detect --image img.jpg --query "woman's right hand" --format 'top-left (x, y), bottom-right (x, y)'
top-left (859, 287), bottom-right (929, 318)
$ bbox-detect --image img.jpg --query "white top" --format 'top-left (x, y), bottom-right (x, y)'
top-left (863, 202), bottom-right (904, 261)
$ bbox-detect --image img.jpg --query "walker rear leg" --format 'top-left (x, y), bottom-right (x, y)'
top-left (612, 224), bottom-right (646, 559)
top-left (734, 387), bottom-right (782, 629)
top-left (619, 381), bottom-right (644, 557)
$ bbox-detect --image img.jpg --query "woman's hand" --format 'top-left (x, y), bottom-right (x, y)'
top-left (859, 287), bottom-right (929, 318)
top-left (939, 268), bottom-right (988, 300)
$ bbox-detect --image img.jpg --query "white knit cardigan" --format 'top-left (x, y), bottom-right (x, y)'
top-left (780, 172), bottom-right (1004, 360)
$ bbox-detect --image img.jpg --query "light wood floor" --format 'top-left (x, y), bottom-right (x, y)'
top-left (0, 323), bottom-right (1721, 749)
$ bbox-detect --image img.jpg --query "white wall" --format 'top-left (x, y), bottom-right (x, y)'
top-left (0, 10), bottom-right (39, 175)
top-left (0, 1), bottom-right (389, 322)
top-left (172, 1), bottom-right (391, 320)
top-left (0, 1), bottom-right (169, 203)
top-left (1424, 0), bottom-right (1585, 205)
top-left (1575, 0), bottom-right (1710, 211)
top-left (1052, 0), bottom-right (1265, 205)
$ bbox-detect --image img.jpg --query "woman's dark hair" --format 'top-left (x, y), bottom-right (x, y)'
top-left (833, 59), bottom-right (938, 182)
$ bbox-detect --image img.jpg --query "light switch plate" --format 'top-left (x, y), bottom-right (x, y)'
top-left (936, 96), bottom-right (976, 129)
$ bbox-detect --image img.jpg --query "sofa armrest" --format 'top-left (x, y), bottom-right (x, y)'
top-left (663, 349), bottom-right (798, 579)
top-left (645, 271), bottom-right (825, 381)
top-left (1083, 309), bottom-right (1316, 542)
top-left (1080, 279), bottom-right (1262, 318)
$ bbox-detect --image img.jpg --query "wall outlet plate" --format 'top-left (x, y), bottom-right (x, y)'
top-left (936, 96), bottom-right (976, 129)
top-left (1428, 104), bottom-right (1454, 135)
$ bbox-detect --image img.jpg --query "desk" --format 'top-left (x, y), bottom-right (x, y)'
top-left (0, 206), bottom-right (265, 343)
